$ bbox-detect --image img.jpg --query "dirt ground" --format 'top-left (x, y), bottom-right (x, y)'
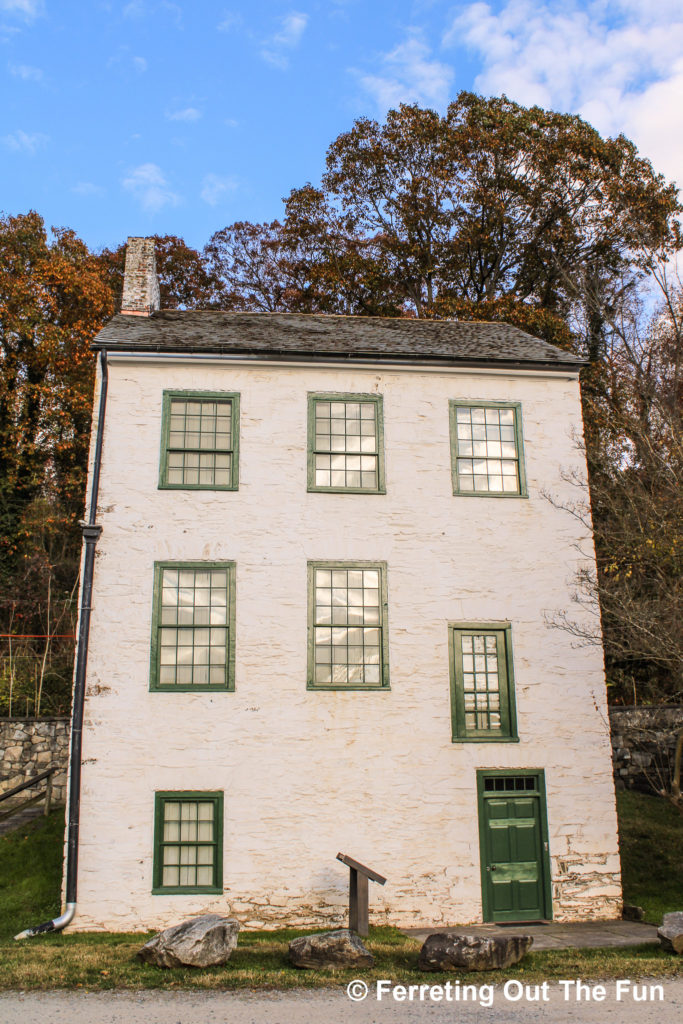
top-left (2, 977), bottom-right (682, 1024)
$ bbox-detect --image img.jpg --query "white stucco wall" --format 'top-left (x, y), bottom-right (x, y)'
top-left (70, 355), bottom-right (621, 931)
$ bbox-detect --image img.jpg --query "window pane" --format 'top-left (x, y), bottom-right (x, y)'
top-left (312, 565), bottom-right (384, 686)
top-left (453, 405), bottom-right (521, 494)
top-left (157, 797), bottom-right (218, 890)
top-left (164, 396), bottom-right (235, 487)
top-left (312, 398), bottom-right (380, 489)
top-left (456, 630), bottom-right (507, 735)
top-left (157, 567), bottom-right (231, 687)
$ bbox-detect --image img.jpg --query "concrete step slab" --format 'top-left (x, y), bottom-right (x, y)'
top-left (401, 920), bottom-right (659, 950)
top-left (0, 805), bottom-right (45, 838)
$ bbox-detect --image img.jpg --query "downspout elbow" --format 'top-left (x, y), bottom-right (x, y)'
top-left (14, 902), bottom-right (76, 940)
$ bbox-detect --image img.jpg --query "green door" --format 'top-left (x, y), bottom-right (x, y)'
top-left (477, 771), bottom-right (551, 922)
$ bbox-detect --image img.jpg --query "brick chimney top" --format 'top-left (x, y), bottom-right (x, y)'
top-left (120, 236), bottom-right (160, 315)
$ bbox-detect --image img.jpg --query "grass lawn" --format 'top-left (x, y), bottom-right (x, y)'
top-left (617, 789), bottom-right (683, 924)
top-left (0, 790), bottom-right (680, 990)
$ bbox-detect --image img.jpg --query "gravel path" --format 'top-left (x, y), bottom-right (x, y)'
top-left (2, 978), bottom-right (682, 1024)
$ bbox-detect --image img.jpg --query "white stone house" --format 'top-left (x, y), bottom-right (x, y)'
top-left (69, 238), bottom-right (622, 932)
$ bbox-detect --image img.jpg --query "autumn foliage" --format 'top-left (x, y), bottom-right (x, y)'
top-left (0, 213), bottom-right (114, 713)
top-left (1, 93), bottom-right (681, 713)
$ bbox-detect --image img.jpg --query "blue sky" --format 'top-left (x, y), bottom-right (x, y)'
top-left (2, 0), bottom-right (682, 252)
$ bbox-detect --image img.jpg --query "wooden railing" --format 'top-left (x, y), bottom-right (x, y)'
top-left (0, 767), bottom-right (58, 822)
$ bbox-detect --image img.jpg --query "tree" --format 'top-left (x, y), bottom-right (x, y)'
top-left (204, 220), bottom-right (294, 312)
top-left (322, 95), bottom-right (680, 331)
top-left (547, 263), bottom-right (683, 705)
top-left (205, 189), bottom-right (405, 317)
top-left (208, 95), bottom-right (681, 346)
top-left (0, 212), bottom-right (113, 715)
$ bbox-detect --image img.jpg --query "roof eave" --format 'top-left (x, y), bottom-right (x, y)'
top-left (91, 341), bottom-right (585, 372)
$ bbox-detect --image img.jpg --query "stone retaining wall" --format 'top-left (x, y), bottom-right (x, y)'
top-left (609, 706), bottom-right (683, 792)
top-left (2, 707), bottom-right (681, 830)
top-left (0, 717), bottom-right (70, 807)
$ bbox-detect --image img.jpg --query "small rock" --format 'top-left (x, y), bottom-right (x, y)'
top-left (289, 929), bottom-right (375, 969)
top-left (622, 904), bottom-right (645, 921)
top-left (658, 912), bottom-right (683, 954)
top-left (419, 933), bottom-right (533, 972)
top-left (137, 914), bottom-right (240, 968)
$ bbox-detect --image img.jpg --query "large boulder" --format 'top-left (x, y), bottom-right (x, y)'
top-left (419, 932), bottom-right (533, 972)
top-left (658, 912), bottom-right (683, 954)
top-left (289, 929), bottom-right (375, 969)
top-left (137, 914), bottom-right (240, 968)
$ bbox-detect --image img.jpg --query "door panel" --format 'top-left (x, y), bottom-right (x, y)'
top-left (478, 774), bottom-right (550, 922)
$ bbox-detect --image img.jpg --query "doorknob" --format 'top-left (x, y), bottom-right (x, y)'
top-left (490, 865), bottom-right (497, 871)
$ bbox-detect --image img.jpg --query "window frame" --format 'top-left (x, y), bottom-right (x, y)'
top-left (149, 561), bottom-right (237, 693)
top-left (448, 400), bottom-right (527, 498)
top-left (307, 392), bottom-right (386, 494)
top-left (307, 560), bottom-right (390, 691)
top-left (448, 621), bottom-right (519, 742)
top-left (152, 791), bottom-right (223, 895)
top-left (159, 390), bottom-right (240, 491)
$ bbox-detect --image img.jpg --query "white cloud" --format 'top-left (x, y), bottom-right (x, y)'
top-left (2, 129), bottom-right (47, 153)
top-left (72, 181), bottom-right (106, 197)
top-left (8, 62), bottom-right (42, 79)
top-left (200, 173), bottom-right (237, 206)
top-left (121, 162), bottom-right (180, 212)
top-left (357, 32), bottom-right (454, 112)
top-left (107, 48), bottom-right (148, 75)
top-left (218, 11), bottom-right (242, 32)
top-left (444, 1), bottom-right (683, 188)
top-left (261, 11), bottom-right (308, 69)
top-left (0, 0), bottom-right (43, 19)
top-left (123, 0), bottom-right (182, 24)
top-left (166, 106), bottom-right (201, 122)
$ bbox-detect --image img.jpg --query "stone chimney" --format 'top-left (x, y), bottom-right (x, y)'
top-left (120, 236), bottom-right (160, 315)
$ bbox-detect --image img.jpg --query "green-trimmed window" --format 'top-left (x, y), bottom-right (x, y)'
top-left (308, 562), bottom-right (389, 689)
top-left (448, 624), bottom-right (518, 741)
top-left (159, 391), bottom-right (239, 490)
top-left (150, 562), bottom-right (236, 691)
top-left (449, 401), bottom-right (526, 496)
top-left (153, 792), bottom-right (223, 894)
top-left (307, 394), bottom-right (385, 493)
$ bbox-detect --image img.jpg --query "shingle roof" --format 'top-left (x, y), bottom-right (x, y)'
top-left (93, 310), bottom-right (583, 370)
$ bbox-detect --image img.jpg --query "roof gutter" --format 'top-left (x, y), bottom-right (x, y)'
top-left (92, 345), bottom-right (585, 374)
top-left (15, 350), bottom-right (108, 940)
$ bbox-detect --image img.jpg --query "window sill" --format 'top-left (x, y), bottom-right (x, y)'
top-left (307, 486), bottom-right (386, 495)
top-left (152, 887), bottom-right (223, 896)
top-left (150, 684), bottom-right (234, 693)
top-left (307, 683), bottom-right (391, 692)
top-left (451, 735), bottom-right (520, 743)
top-left (451, 490), bottom-right (528, 499)
top-left (158, 483), bottom-right (239, 491)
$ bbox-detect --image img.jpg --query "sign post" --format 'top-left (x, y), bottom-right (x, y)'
top-left (336, 852), bottom-right (387, 937)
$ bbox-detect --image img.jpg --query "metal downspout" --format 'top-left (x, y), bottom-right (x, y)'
top-left (15, 350), bottom-right (108, 939)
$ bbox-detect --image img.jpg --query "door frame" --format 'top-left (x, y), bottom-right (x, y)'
top-left (476, 768), bottom-right (553, 923)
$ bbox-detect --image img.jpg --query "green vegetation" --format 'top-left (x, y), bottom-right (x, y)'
top-left (0, 808), bottom-right (64, 943)
top-left (618, 789), bottom-right (683, 924)
top-left (0, 791), bottom-right (680, 990)
top-left (0, 930), bottom-right (680, 992)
